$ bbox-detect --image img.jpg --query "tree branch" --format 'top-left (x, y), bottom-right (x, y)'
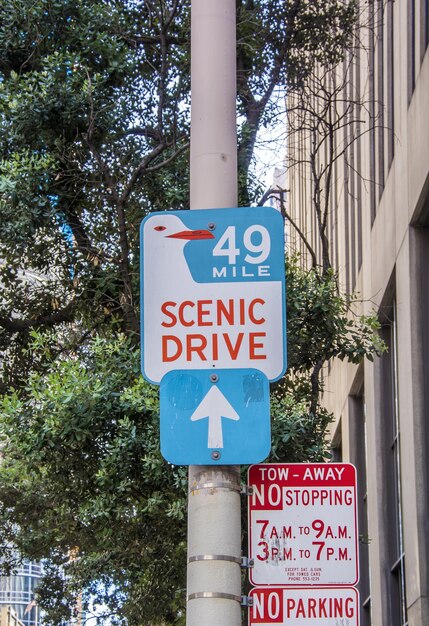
top-left (237, 0), bottom-right (303, 200)
top-left (258, 187), bottom-right (318, 268)
top-left (120, 141), bottom-right (167, 206)
top-left (145, 141), bottom-right (189, 173)
top-left (0, 301), bottom-right (76, 333)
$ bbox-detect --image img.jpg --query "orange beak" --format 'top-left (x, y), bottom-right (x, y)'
top-left (167, 229), bottom-right (215, 240)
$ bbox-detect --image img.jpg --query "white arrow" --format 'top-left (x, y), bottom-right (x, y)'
top-left (190, 386), bottom-right (240, 448)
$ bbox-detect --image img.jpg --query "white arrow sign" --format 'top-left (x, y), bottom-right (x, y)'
top-left (190, 386), bottom-right (240, 448)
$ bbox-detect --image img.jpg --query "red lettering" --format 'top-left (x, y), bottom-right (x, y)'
top-left (240, 299), bottom-right (245, 325)
top-left (249, 332), bottom-right (266, 359)
top-left (223, 333), bottom-right (244, 359)
top-left (296, 599), bottom-right (305, 617)
top-left (161, 301), bottom-right (177, 327)
top-left (162, 335), bottom-right (182, 361)
top-left (197, 300), bottom-right (213, 326)
top-left (308, 598), bottom-right (317, 618)
top-left (346, 598), bottom-right (354, 618)
top-left (178, 300), bottom-right (195, 327)
top-left (257, 541), bottom-right (269, 561)
top-left (334, 599), bottom-right (343, 616)
top-left (212, 333), bottom-right (219, 360)
top-left (256, 519), bottom-right (269, 539)
top-left (249, 298), bottom-right (265, 324)
top-left (186, 334), bottom-right (207, 360)
top-left (217, 299), bottom-right (234, 325)
top-left (160, 298), bottom-right (268, 330)
top-left (283, 594), bottom-right (355, 620)
top-left (286, 599), bottom-right (295, 617)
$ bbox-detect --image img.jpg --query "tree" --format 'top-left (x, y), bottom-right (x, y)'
top-left (0, 1), bottom-right (381, 624)
top-left (260, 2), bottom-right (385, 420)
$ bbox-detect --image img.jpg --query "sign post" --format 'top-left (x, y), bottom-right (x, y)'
top-left (186, 2), bottom-right (241, 625)
top-left (140, 4), bottom-right (289, 625)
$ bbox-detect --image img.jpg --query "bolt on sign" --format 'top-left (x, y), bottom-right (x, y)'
top-left (248, 587), bottom-right (360, 625)
top-left (248, 463), bottom-right (359, 586)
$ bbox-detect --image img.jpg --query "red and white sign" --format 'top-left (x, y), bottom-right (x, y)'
top-left (248, 587), bottom-right (360, 625)
top-left (248, 464), bottom-right (358, 586)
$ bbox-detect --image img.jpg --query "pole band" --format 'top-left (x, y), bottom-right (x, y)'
top-left (188, 554), bottom-right (242, 565)
top-left (187, 592), bottom-right (243, 603)
top-left (189, 481), bottom-right (241, 493)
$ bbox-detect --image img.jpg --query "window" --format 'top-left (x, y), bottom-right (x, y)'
top-left (409, 211), bottom-right (429, 599)
top-left (331, 419), bottom-right (342, 462)
top-left (379, 302), bottom-right (408, 626)
top-left (369, 0), bottom-right (377, 224)
top-left (376, 0), bottom-right (385, 197)
top-left (423, 0), bottom-right (429, 55)
top-left (408, 0), bottom-right (416, 100)
top-left (386, 0), bottom-right (395, 169)
top-left (349, 388), bottom-right (371, 626)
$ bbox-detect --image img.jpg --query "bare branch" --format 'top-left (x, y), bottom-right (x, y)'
top-left (120, 141), bottom-right (167, 206)
top-left (120, 126), bottom-right (163, 141)
top-left (258, 187), bottom-right (318, 268)
top-left (145, 141), bottom-right (189, 173)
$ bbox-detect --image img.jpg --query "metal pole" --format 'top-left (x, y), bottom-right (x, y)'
top-left (190, 0), bottom-right (237, 209)
top-left (187, 2), bottom-right (241, 625)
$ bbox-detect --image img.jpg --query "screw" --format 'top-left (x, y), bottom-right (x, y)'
top-left (208, 222), bottom-right (216, 230)
top-left (211, 451), bottom-right (221, 460)
top-left (210, 373), bottom-right (219, 383)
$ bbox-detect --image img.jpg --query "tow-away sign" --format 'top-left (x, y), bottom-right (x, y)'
top-left (248, 587), bottom-right (360, 625)
top-left (140, 207), bottom-right (286, 384)
top-left (248, 463), bottom-right (359, 586)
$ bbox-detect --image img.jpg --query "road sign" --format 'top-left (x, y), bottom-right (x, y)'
top-left (248, 587), bottom-right (360, 625)
top-left (160, 368), bottom-right (270, 465)
top-left (248, 464), bottom-right (358, 586)
top-left (140, 207), bottom-right (286, 384)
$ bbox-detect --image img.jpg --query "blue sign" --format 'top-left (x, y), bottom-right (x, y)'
top-left (160, 368), bottom-right (270, 465)
top-left (140, 207), bottom-right (287, 385)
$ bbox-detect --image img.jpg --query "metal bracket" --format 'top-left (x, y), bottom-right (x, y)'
top-left (188, 554), bottom-right (242, 565)
top-left (240, 556), bottom-right (254, 568)
top-left (241, 595), bottom-right (254, 607)
top-left (189, 481), bottom-right (242, 493)
top-left (187, 592), bottom-right (243, 604)
top-left (241, 484), bottom-right (254, 496)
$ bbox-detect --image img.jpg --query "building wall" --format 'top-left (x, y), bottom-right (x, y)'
top-left (286, 1), bottom-right (429, 624)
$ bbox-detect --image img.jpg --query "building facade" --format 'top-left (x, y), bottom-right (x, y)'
top-left (286, 1), bottom-right (429, 625)
top-left (0, 563), bottom-right (41, 626)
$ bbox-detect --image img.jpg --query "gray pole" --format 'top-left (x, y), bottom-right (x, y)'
top-left (187, 1), bottom-right (241, 625)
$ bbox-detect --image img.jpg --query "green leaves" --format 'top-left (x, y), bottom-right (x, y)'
top-left (286, 256), bottom-right (384, 370)
top-left (0, 334), bottom-right (188, 624)
top-left (0, 2), bottom-right (379, 624)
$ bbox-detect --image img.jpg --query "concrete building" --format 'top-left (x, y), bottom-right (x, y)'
top-left (285, 1), bottom-right (429, 625)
